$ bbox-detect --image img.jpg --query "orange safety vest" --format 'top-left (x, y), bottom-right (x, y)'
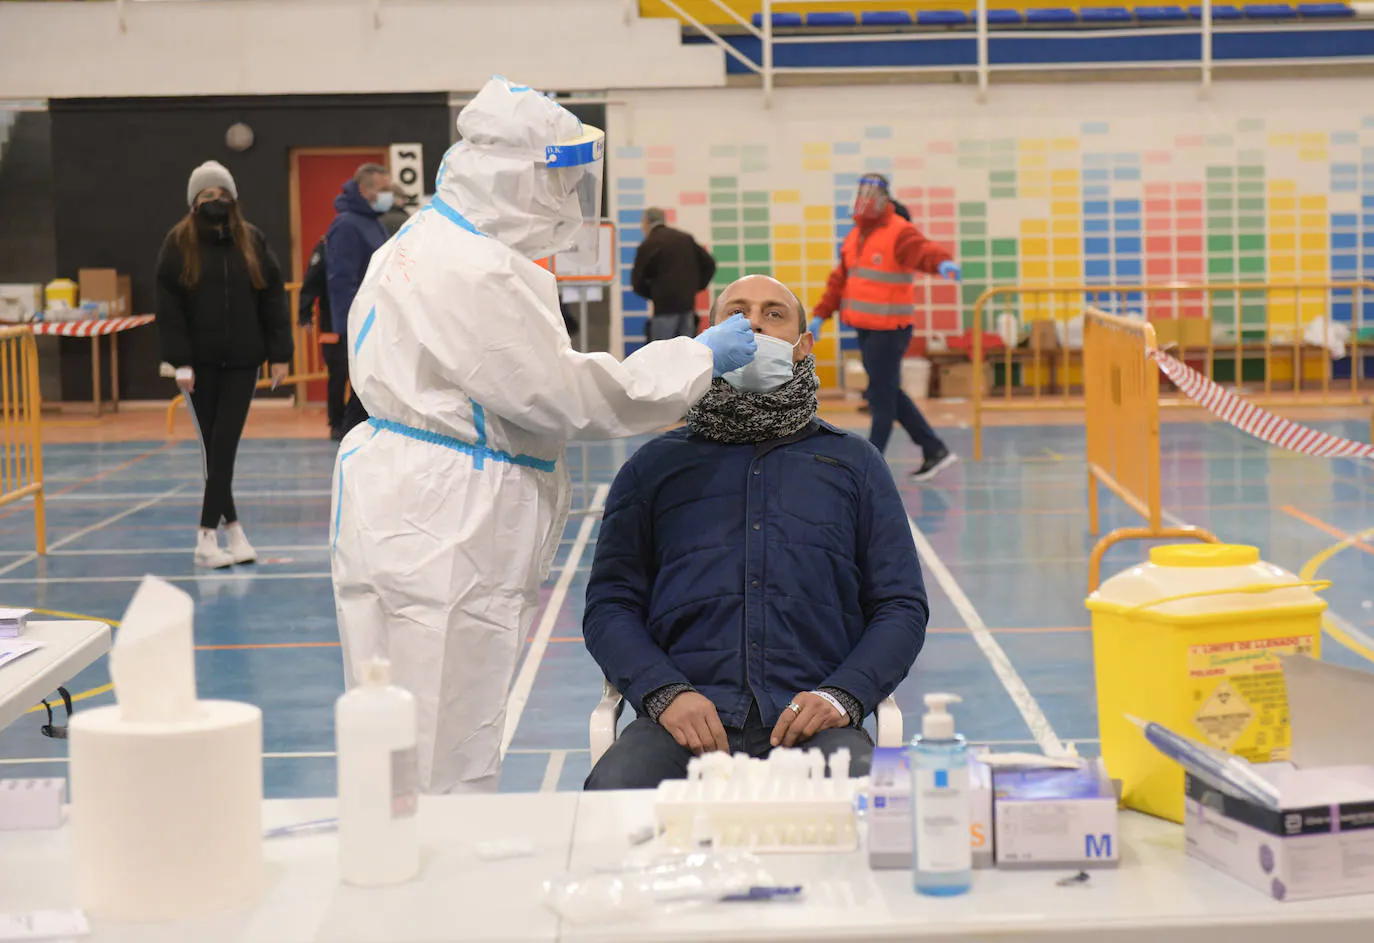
top-left (839, 213), bottom-right (917, 331)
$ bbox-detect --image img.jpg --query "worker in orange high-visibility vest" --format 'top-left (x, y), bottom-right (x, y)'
top-left (810, 174), bottom-right (961, 482)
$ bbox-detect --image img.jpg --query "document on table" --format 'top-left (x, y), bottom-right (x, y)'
top-left (0, 640), bottom-right (44, 671)
top-left (0, 909), bottom-right (90, 940)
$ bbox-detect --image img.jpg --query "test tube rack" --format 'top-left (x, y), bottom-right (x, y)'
top-left (654, 748), bottom-right (861, 854)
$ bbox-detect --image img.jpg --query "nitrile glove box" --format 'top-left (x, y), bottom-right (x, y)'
top-left (993, 759), bottom-right (1120, 869)
top-left (1183, 655), bottom-right (1374, 901)
top-left (1185, 766), bottom-right (1374, 901)
top-left (867, 747), bottom-right (992, 869)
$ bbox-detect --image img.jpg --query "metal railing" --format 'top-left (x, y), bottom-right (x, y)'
top-left (1083, 308), bottom-right (1218, 590)
top-left (166, 284), bottom-right (329, 435)
top-left (0, 326), bottom-right (45, 555)
top-left (660, 0), bottom-right (1372, 101)
top-left (970, 280), bottom-right (1374, 460)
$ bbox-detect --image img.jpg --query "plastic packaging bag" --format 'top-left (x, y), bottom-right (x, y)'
top-left (544, 851), bottom-right (776, 924)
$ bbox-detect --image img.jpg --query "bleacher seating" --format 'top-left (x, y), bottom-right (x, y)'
top-left (734, 3), bottom-right (1357, 31)
top-left (1136, 6), bottom-right (1191, 21)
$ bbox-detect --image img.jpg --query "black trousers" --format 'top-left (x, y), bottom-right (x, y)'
top-left (187, 365), bottom-right (258, 530)
top-left (322, 344), bottom-right (348, 434)
top-left (855, 325), bottom-right (944, 457)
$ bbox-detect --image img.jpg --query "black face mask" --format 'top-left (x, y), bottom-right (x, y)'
top-left (196, 199), bottom-right (232, 224)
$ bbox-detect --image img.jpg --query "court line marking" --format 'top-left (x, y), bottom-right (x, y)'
top-left (0, 573), bottom-right (333, 585)
top-left (0, 485), bottom-right (186, 579)
top-left (1292, 521), bottom-right (1374, 664)
top-left (1282, 506), bottom-right (1374, 556)
top-left (540, 750), bottom-right (569, 793)
top-left (44, 490), bottom-right (334, 502)
top-left (907, 516), bottom-right (1065, 757)
top-left (502, 483), bottom-right (609, 758)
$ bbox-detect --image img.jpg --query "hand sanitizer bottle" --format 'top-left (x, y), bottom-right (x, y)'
top-left (911, 693), bottom-right (971, 896)
top-left (336, 658), bottom-right (420, 886)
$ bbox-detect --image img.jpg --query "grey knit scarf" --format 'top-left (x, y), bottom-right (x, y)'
top-left (686, 355), bottom-right (820, 445)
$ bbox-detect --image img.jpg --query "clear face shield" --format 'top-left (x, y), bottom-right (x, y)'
top-left (852, 175), bottom-right (891, 223)
top-left (545, 127), bottom-right (606, 266)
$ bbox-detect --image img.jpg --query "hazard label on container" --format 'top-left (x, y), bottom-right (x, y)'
top-left (1187, 635), bottom-right (1315, 762)
top-left (1193, 679), bottom-right (1254, 750)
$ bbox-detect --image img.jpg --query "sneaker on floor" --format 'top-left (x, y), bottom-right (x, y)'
top-left (911, 450), bottom-right (958, 483)
top-left (224, 521), bottom-right (257, 565)
top-left (194, 529), bottom-right (235, 569)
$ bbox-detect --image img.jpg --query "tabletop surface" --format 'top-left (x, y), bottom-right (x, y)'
top-left (4, 785), bottom-right (1374, 942)
top-left (0, 620), bottom-right (110, 731)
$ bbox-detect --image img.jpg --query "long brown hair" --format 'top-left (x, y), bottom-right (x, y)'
top-left (172, 199), bottom-right (266, 291)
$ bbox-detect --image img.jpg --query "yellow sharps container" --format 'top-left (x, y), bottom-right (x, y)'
top-left (1086, 544), bottom-right (1327, 823)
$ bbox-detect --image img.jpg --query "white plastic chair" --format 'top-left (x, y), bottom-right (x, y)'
top-left (589, 680), bottom-right (904, 765)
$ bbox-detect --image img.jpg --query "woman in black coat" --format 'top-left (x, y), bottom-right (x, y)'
top-left (156, 160), bottom-right (293, 569)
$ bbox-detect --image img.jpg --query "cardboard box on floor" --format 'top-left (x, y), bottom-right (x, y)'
top-left (1028, 319), bottom-right (1058, 351)
top-left (937, 363), bottom-right (991, 400)
top-left (1185, 655), bottom-right (1374, 902)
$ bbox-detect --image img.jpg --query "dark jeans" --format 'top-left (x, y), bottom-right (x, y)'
top-left (856, 325), bottom-right (944, 457)
top-left (187, 365), bottom-right (258, 530)
top-left (648, 311), bottom-right (697, 341)
top-left (585, 701), bottom-right (873, 791)
top-left (322, 343), bottom-right (348, 434)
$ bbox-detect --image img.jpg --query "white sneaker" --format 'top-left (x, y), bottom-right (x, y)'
top-left (223, 521), bottom-right (256, 565)
top-left (194, 529), bottom-right (235, 569)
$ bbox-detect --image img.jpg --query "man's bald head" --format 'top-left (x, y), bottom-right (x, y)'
top-left (710, 274), bottom-right (813, 362)
top-left (710, 275), bottom-right (806, 336)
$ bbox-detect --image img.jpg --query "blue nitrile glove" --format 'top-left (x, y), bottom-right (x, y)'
top-left (939, 261), bottom-right (962, 283)
top-left (695, 312), bottom-right (758, 377)
top-left (808, 316), bottom-right (825, 337)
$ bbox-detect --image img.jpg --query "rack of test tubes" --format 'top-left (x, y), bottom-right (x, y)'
top-left (654, 747), bottom-right (860, 854)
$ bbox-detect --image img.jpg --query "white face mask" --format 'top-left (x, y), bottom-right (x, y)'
top-left (370, 190), bottom-right (395, 214)
top-left (723, 332), bottom-right (801, 393)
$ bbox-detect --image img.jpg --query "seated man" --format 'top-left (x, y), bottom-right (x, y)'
top-left (583, 274), bottom-right (929, 790)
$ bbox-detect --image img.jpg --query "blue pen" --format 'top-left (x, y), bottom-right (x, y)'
top-left (719, 885), bottom-right (804, 902)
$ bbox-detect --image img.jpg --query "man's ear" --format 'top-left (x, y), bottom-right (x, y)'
top-left (795, 331), bottom-right (815, 362)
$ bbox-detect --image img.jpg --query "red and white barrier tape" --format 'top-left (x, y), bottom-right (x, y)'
top-left (1152, 349), bottom-right (1374, 460)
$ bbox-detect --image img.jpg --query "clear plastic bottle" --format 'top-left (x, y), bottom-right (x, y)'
top-left (911, 693), bottom-right (972, 896)
top-left (336, 658), bottom-right (420, 887)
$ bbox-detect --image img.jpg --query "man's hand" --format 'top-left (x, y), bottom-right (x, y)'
top-left (771, 692), bottom-right (847, 748)
top-left (658, 691), bottom-right (730, 756)
top-left (269, 362), bottom-right (290, 390)
top-left (175, 367), bottom-right (194, 394)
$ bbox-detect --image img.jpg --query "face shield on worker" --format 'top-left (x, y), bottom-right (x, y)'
top-left (437, 79), bottom-right (605, 265)
top-left (851, 174), bottom-right (892, 224)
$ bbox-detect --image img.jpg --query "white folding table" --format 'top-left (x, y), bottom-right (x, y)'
top-left (4, 787), bottom-right (1374, 942)
top-left (0, 620), bottom-right (111, 731)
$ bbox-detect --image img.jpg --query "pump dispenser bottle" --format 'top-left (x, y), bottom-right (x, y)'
top-left (911, 693), bottom-right (971, 896)
top-left (336, 658), bottom-right (420, 887)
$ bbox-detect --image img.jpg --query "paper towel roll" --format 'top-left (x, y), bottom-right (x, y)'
top-left (69, 700), bottom-right (264, 921)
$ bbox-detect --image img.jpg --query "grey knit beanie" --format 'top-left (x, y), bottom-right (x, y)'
top-left (186, 160), bottom-right (238, 207)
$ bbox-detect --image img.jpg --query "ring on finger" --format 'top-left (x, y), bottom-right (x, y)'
top-left (788, 702), bottom-right (802, 715)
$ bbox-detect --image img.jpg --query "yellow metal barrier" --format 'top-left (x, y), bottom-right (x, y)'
top-left (0, 326), bottom-right (46, 554)
top-left (971, 280), bottom-right (1374, 460)
top-left (166, 285), bottom-right (330, 435)
top-left (1083, 308), bottom-right (1218, 591)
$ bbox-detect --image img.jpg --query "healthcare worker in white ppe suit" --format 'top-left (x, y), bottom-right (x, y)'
top-left (331, 76), bottom-right (758, 795)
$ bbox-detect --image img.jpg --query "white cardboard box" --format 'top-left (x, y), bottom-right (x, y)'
top-left (0, 285), bottom-right (41, 324)
top-left (1184, 655), bottom-right (1374, 901)
top-left (868, 747), bottom-right (992, 869)
top-left (994, 758), bottom-right (1120, 869)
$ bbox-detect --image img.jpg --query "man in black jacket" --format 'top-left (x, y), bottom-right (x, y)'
top-left (297, 237), bottom-right (348, 441)
top-left (630, 208), bottom-right (716, 341)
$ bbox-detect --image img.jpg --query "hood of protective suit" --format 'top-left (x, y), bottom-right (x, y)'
top-left (436, 77), bottom-right (594, 260)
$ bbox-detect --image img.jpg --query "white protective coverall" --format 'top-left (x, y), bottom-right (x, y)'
top-left (331, 78), bottom-right (714, 794)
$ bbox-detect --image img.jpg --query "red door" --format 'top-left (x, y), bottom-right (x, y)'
top-left (291, 148), bottom-right (388, 402)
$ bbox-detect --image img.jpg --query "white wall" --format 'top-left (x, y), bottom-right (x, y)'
top-left (0, 0), bottom-right (724, 99)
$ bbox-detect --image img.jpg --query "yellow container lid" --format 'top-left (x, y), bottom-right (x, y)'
top-left (1149, 544), bottom-right (1259, 568)
top-left (1087, 543), bottom-right (1326, 623)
